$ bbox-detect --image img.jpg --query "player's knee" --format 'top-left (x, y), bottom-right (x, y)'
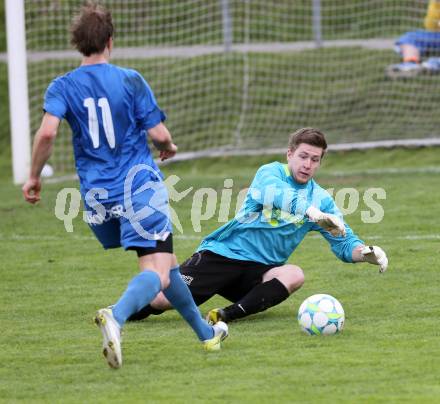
top-left (284, 265), bottom-right (305, 290)
top-left (151, 293), bottom-right (172, 311)
top-left (146, 270), bottom-right (170, 290)
top-left (159, 274), bottom-right (170, 289)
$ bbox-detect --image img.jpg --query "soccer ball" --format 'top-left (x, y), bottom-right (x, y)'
top-left (297, 294), bottom-right (345, 335)
top-left (41, 164), bottom-right (54, 178)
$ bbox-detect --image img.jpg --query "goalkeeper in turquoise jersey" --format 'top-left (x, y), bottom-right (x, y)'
top-left (129, 127), bottom-right (388, 324)
top-left (22, 2), bottom-right (227, 369)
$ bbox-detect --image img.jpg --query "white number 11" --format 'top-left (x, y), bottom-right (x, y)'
top-left (83, 97), bottom-right (115, 149)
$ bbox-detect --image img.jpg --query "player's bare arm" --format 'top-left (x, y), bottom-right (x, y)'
top-left (22, 113), bottom-right (60, 204)
top-left (148, 122), bottom-right (178, 161)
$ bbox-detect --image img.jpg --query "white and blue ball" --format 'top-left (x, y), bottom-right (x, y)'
top-left (298, 294), bottom-right (344, 336)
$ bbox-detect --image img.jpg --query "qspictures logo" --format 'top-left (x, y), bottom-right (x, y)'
top-left (54, 165), bottom-right (386, 237)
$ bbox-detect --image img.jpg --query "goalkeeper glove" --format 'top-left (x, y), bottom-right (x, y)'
top-left (360, 245), bottom-right (388, 273)
top-left (306, 206), bottom-right (346, 237)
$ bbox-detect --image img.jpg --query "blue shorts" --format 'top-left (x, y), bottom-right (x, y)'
top-left (84, 179), bottom-right (172, 251)
top-left (396, 30), bottom-right (440, 55)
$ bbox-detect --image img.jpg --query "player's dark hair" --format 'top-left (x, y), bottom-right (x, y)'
top-left (70, 2), bottom-right (114, 56)
top-left (288, 127), bottom-right (327, 157)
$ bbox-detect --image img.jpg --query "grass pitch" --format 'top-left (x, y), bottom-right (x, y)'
top-left (0, 148), bottom-right (439, 403)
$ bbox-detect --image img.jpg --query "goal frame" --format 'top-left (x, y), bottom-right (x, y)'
top-left (6, 0), bottom-right (31, 185)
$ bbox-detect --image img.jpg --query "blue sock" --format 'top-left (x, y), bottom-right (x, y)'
top-left (163, 267), bottom-right (214, 341)
top-left (112, 270), bottom-right (161, 327)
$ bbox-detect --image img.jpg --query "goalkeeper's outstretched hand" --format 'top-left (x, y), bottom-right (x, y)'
top-left (306, 206), bottom-right (346, 237)
top-left (361, 245), bottom-right (388, 273)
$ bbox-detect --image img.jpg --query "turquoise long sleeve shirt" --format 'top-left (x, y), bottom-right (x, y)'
top-left (198, 162), bottom-right (364, 265)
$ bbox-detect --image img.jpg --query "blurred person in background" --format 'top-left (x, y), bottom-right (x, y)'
top-left (386, 0), bottom-right (440, 78)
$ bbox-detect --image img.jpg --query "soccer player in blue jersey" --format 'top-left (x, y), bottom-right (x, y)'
top-left (22, 2), bottom-right (227, 369)
top-left (128, 128), bottom-right (388, 324)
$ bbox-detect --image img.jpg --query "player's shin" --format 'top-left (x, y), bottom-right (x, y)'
top-left (112, 270), bottom-right (162, 327)
top-left (222, 278), bottom-right (290, 321)
top-left (163, 267), bottom-right (214, 341)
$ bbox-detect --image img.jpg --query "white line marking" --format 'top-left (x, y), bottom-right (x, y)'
top-left (323, 166), bottom-right (440, 177)
top-left (0, 233), bottom-right (439, 242)
top-left (43, 165), bottom-right (440, 184)
top-left (308, 234), bottom-right (440, 240)
top-left (0, 39), bottom-right (396, 63)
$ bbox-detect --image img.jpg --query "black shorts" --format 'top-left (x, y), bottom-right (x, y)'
top-left (179, 250), bottom-right (278, 306)
top-left (127, 233), bottom-right (173, 257)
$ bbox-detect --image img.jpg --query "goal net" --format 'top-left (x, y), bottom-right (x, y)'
top-left (21, 0), bottom-right (440, 174)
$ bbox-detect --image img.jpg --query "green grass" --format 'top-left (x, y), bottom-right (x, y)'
top-left (0, 148), bottom-right (439, 402)
top-left (0, 0), bottom-right (426, 52)
top-left (1, 2), bottom-right (437, 175)
top-left (0, 62), bottom-right (11, 179)
top-left (19, 0), bottom-right (425, 51)
top-left (0, 1), bottom-right (4, 52)
top-left (23, 46), bottom-right (440, 174)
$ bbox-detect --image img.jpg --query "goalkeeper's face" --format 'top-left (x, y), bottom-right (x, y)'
top-left (287, 143), bottom-right (323, 184)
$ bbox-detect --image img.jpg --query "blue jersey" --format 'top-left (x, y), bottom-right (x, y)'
top-left (199, 162), bottom-right (364, 265)
top-left (44, 63), bottom-right (166, 202)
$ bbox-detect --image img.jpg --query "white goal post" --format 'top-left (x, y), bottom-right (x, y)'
top-left (7, 0), bottom-right (440, 183)
top-left (6, 0), bottom-right (30, 184)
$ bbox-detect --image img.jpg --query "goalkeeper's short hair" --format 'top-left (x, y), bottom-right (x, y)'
top-left (288, 127), bottom-right (328, 157)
